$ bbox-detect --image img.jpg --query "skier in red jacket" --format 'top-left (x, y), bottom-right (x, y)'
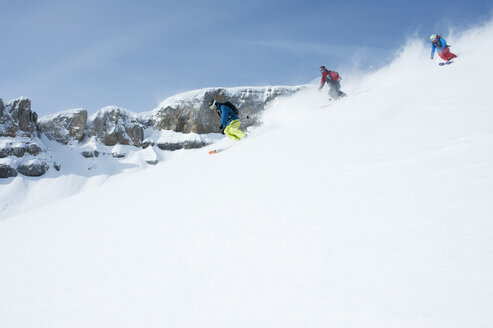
top-left (319, 66), bottom-right (346, 100)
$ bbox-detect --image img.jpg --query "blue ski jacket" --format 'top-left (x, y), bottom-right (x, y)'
top-left (216, 103), bottom-right (239, 128)
top-left (431, 36), bottom-right (448, 56)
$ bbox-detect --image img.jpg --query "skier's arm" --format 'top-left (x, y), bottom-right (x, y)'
top-left (430, 43), bottom-right (436, 58)
top-left (319, 77), bottom-right (325, 89)
top-left (439, 37), bottom-right (447, 47)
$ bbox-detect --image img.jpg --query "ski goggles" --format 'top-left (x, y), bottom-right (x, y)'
top-left (209, 100), bottom-right (216, 110)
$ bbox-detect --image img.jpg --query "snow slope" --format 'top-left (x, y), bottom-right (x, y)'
top-left (1, 21), bottom-right (493, 327)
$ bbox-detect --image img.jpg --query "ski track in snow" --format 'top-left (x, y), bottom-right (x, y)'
top-left (1, 20), bottom-right (493, 328)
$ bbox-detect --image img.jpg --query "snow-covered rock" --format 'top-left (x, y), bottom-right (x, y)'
top-left (16, 159), bottom-right (49, 177)
top-left (0, 85), bottom-right (303, 178)
top-left (143, 128), bottom-right (214, 151)
top-left (0, 141), bottom-right (42, 158)
top-left (85, 106), bottom-right (144, 147)
top-left (0, 98), bottom-right (48, 177)
top-left (0, 137), bottom-right (48, 178)
top-left (149, 86), bottom-right (303, 134)
top-left (38, 109), bottom-right (87, 144)
top-left (0, 163), bottom-right (17, 178)
top-left (0, 98), bottom-right (38, 138)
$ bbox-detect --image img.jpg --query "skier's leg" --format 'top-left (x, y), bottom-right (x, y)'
top-left (230, 120), bottom-right (246, 139)
top-left (438, 49), bottom-right (449, 61)
top-left (334, 81), bottom-right (346, 97)
top-left (445, 47), bottom-right (457, 60)
top-left (224, 120), bottom-right (246, 140)
top-left (224, 126), bottom-right (241, 140)
top-left (329, 81), bottom-right (341, 99)
top-left (329, 88), bottom-right (337, 99)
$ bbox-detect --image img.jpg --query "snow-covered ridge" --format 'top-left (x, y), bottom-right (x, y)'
top-left (38, 108), bottom-right (86, 123)
top-left (1, 85), bottom-right (302, 179)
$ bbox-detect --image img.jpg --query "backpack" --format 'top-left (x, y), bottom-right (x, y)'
top-left (328, 71), bottom-right (340, 81)
top-left (433, 35), bottom-right (443, 47)
top-left (222, 101), bottom-right (239, 115)
top-left (436, 36), bottom-right (443, 47)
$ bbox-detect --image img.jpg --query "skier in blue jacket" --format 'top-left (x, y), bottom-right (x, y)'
top-left (430, 34), bottom-right (457, 61)
top-left (209, 100), bottom-right (246, 140)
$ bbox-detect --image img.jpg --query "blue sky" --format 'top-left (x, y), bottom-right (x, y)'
top-left (1, 0), bottom-right (492, 116)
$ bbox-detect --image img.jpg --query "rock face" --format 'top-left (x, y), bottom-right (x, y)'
top-left (0, 141), bottom-right (44, 158)
top-left (38, 109), bottom-right (87, 144)
top-left (81, 150), bottom-right (100, 158)
top-left (85, 107), bottom-right (144, 147)
top-left (150, 86), bottom-right (303, 134)
top-left (0, 98), bottom-right (38, 138)
top-left (80, 86), bottom-right (302, 147)
top-left (32, 86), bottom-right (301, 148)
top-left (0, 163), bottom-right (17, 178)
top-left (0, 98), bottom-right (48, 178)
top-left (16, 159), bottom-right (49, 177)
top-left (0, 140), bottom-right (47, 178)
top-left (156, 140), bottom-right (210, 151)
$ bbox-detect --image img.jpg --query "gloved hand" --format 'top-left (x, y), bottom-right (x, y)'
top-left (219, 125), bottom-right (223, 130)
top-left (430, 55), bottom-right (434, 59)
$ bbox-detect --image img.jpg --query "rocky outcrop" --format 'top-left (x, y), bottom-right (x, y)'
top-left (0, 141), bottom-right (44, 158)
top-left (77, 86), bottom-right (303, 147)
top-left (28, 143), bottom-right (42, 155)
top-left (31, 86), bottom-right (301, 148)
top-left (81, 150), bottom-right (100, 158)
top-left (38, 109), bottom-right (87, 144)
top-left (156, 140), bottom-right (210, 151)
top-left (150, 86), bottom-right (302, 134)
top-left (16, 159), bottom-right (49, 177)
top-left (0, 139), bottom-right (48, 178)
top-left (0, 98), bottom-right (38, 138)
top-left (111, 152), bottom-right (126, 158)
top-left (0, 164), bottom-right (17, 178)
top-left (0, 98), bottom-right (48, 179)
top-left (146, 159), bottom-right (159, 165)
top-left (86, 107), bottom-right (144, 147)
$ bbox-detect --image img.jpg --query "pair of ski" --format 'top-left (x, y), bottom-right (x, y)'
top-left (208, 144), bottom-right (236, 155)
top-left (209, 138), bottom-right (247, 155)
top-left (439, 61), bottom-right (454, 66)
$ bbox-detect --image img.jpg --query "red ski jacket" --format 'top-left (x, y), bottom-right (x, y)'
top-left (320, 70), bottom-right (340, 89)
